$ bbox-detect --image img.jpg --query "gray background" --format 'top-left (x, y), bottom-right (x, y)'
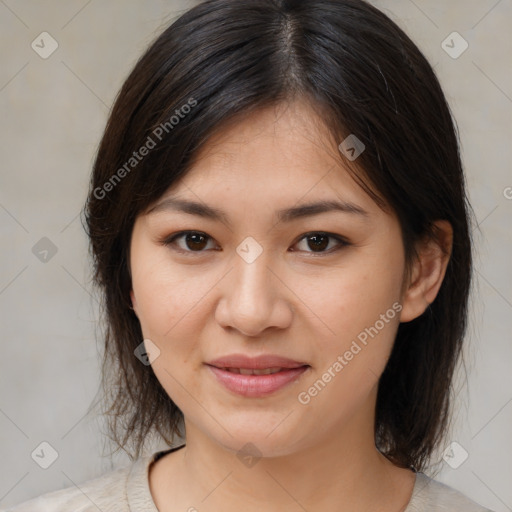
top-left (0, 0), bottom-right (511, 510)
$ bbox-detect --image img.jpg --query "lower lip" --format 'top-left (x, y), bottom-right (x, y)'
top-left (207, 365), bottom-right (309, 397)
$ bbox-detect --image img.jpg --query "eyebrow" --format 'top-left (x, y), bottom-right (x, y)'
top-left (147, 197), bottom-right (369, 226)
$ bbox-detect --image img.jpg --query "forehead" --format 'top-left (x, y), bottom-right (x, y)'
top-left (161, 101), bottom-right (379, 216)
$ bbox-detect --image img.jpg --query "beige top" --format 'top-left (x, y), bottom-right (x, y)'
top-left (5, 445), bottom-right (494, 511)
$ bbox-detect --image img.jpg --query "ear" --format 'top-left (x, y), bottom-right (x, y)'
top-left (399, 220), bottom-right (453, 323)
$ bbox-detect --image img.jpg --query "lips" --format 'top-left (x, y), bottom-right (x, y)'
top-left (222, 367), bottom-right (283, 375)
top-left (205, 354), bottom-right (310, 397)
top-left (207, 354), bottom-right (307, 370)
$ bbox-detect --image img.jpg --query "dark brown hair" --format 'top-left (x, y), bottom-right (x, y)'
top-left (84, 0), bottom-right (473, 470)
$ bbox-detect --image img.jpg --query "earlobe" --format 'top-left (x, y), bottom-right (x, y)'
top-left (399, 220), bottom-right (453, 323)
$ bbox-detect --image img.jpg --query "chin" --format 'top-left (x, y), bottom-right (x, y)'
top-left (207, 417), bottom-right (307, 459)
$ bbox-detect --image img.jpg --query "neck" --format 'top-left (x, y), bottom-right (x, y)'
top-left (150, 389), bottom-right (416, 511)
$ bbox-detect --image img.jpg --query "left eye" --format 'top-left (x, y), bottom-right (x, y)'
top-left (292, 232), bottom-right (348, 254)
top-left (161, 231), bottom-right (348, 254)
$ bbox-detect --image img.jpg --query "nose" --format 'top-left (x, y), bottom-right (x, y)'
top-left (214, 250), bottom-right (293, 337)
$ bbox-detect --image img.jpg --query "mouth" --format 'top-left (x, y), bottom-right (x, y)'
top-left (218, 367), bottom-right (288, 375)
top-left (205, 354), bottom-right (310, 397)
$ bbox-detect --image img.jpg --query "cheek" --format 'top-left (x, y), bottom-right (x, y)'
top-left (132, 250), bottom-right (205, 338)
top-left (130, 250), bottom-right (224, 392)
top-left (295, 269), bottom-right (403, 430)
top-left (133, 274), bottom-right (180, 338)
top-left (309, 245), bottom-right (405, 378)
top-left (320, 265), bottom-right (402, 338)
top-left (131, 257), bottom-right (208, 401)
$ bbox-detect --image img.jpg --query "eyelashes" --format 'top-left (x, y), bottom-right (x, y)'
top-left (160, 230), bottom-right (350, 256)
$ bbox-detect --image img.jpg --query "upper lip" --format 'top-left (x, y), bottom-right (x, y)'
top-left (206, 354), bottom-right (308, 370)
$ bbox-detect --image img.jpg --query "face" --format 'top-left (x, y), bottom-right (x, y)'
top-left (129, 101), bottom-right (410, 457)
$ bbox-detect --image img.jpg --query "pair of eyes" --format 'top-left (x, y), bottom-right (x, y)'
top-left (161, 230), bottom-right (350, 256)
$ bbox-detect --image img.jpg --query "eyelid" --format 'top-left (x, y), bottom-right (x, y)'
top-left (160, 230), bottom-right (350, 255)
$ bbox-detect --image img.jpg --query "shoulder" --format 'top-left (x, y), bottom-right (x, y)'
top-left (4, 455), bottom-right (153, 512)
top-left (407, 472), bottom-right (495, 512)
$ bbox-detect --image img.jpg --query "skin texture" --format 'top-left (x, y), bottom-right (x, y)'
top-left (129, 100), bottom-right (452, 511)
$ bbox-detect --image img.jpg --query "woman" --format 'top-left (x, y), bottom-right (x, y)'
top-left (8, 0), bottom-right (494, 510)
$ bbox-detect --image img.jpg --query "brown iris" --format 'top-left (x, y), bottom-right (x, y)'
top-left (306, 234), bottom-right (329, 252)
top-left (185, 232), bottom-right (208, 251)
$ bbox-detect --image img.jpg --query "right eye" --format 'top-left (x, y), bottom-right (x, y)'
top-left (161, 231), bottom-right (220, 254)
